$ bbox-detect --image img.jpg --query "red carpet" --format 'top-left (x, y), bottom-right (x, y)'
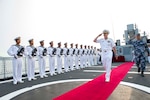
top-left (53, 62), bottom-right (134, 100)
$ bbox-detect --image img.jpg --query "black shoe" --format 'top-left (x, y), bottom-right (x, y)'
top-left (138, 67), bottom-right (141, 73)
top-left (141, 71), bottom-right (144, 77)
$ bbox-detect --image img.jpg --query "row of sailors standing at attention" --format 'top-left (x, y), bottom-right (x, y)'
top-left (7, 37), bottom-right (101, 84)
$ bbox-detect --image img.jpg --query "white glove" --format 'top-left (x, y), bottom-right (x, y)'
top-left (14, 54), bottom-right (18, 59)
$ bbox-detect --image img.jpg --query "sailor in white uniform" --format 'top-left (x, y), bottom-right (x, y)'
top-left (37, 40), bottom-right (48, 78)
top-left (84, 45), bottom-right (88, 67)
top-left (47, 41), bottom-right (56, 76)
top-left (68, 43), bottom-right (74, 70)
top-left (56, 42), bottom-right (63, 74)
top-left (97, 49), bottom-right (102, 65)
top-left (93, 47), bottom-right (97, 65)
top-left (87, 46), bottom-right (91, 67)
top-left (74, 44), bottom-right (79, 69)
top-left (7, 37), bottom-right (24, 84)
top-left (79, 45), bottom-right (84, 68)
top-left (94, 30), bottom-right (118, 82)
top-left (63, 43), bottom-right (69, 72)
top-left (90, 46), bottom-right (94, 66)
top-left (25, 39), bottom-right (37, 81)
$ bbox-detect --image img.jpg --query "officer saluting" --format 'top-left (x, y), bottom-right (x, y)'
top-left (94, 30), bottom-right (118, 82)
top-left (37, 40), bottom-right (48, 78)
top-left (47, 41), bottom-right (56, 76)
top-left (7, 37), bottom-right (24, 84)
top-left (25, 39), bottom-right (37, 81)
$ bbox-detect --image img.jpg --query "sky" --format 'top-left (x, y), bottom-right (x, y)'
top-left (0, 0), bottom-right (150, 57)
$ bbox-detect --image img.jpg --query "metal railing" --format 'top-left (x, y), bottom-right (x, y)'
top-left (0, 56), bottom-right (62, 80)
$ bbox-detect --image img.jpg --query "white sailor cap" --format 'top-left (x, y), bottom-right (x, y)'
top-left (135, 33), bottom-right (140, 36)
top-left (49, 41), bottom-right (53, 44)
top-left (14, 37), bottom-right (21, 41)
top-left (75, 44), bottom-right (78, 46)
top-left (40, 40), bottom-right (44, 43)
top-left (28, 39), bottom-right (33, 42)
top-left (58, 42), bottom-right (61, 45)
top-left (64, 42), bottom-right (67, 45)
top-left (70, 43), bottom-right (73, 45)
top-left (103, 29), bottom-right (109, 34)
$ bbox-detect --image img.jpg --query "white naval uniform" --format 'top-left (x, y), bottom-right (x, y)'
top-left (25, 46), bottom-right (36, 80)
top-left (79, 48), bottom-right (84, 68)
top-left (68, 48), bottom-right (74, 70)
top-left (93, 49), bottom-right (98, 65)
top-left (74, 48), bottom-right (79, 69)
top-left (83, 49), bottom-right (88, 67)
top-left (56, 47), bottom-right (63, 74)
top-left (47, 47), bottom-right (56, 76)
top-left (7, 45), bottom-right (24, 84)
top-left (87, 49), bottom-right (91, 66)
top-left (96, 38), bottom-right (115, 81)
top-left (63, 47), bottom-right (69, 72)
top-left (97, 51), bottom-right (101, 64)
top-left (37, 46), bottom-right (47, 78)
top-left (90, 49), bottom-right (94, 66)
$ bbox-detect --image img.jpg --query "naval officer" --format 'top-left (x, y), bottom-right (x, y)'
top-left (47, 41), bottom-right (56, 76)
top-left (37, 40), bottom-right (48, 78)
top-left (94, 30), bottom-right (118, 82)
top-left (90, 46), bottom-right (94, 66)
top-left (25, 39), bottom-right (37, 81)
top-left (68, 43), bottom-right (74, 70)
top-left (7, 37), bottom-right (24, 84)
top-left (87, 46), bottom-right (91, 66)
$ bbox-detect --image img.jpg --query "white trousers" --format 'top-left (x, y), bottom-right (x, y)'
top-left (83, 55), bottom-right (88, 67)
top-left (87, 55), bottom-right (91, 66)
top-left (148, 56), bottom-right (150, 63)
top-left (80, 55), bottom-right (84, 68)
top-left (38, 57), bottom-right (46, 77)
top-left (97, 55), bottom-right (101, 64)
top-left (90, 55), bottom-right (94, 66)
top-left (94, 55), bottom-right (98, 65)
top-left (57, 56), bottom-right (62, 73)
top-left (12, 58), bottom-right (23, 83)
top-left (101, 51), bottom-right (113, 80)
top-left (68, 55), bottom-right (74, 70)
top-left (27, 57), bottom-right (35, 80)
top-left (64, 56), bottom-right (69, 71)
top-left (75, 55), bottom-right (79, 69)
top-left (49, 56), bottom-right (55, 75)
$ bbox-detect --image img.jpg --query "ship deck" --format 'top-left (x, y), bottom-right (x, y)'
top-left (0, 62), bottom-right (150, 100)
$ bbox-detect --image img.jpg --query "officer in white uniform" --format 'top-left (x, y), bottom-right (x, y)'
top-left (25, 39), bottom-right (37, 81)
top-left (47, 41), bottom-right (56, 76)
top-left (90, 46), bottom-right (94, 66)
top-left (56, 42), bottom-right (63, 74)
top-left (79, 45), bottom-right (84, 68)
top-left (7, 37), bottom-right (24, 84)
top-left (94, 30), bottom-right (118, 82)
top-left (68, 43), bottom-right (74, 70)
top-left (74, 44), bottom-right (79, 69)
top-left (87, 46), bottom-right (91, 67)
top-left (63, 43), bottom-right (69, 72)
top-left (37, 40), bottom-right (48, 78)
